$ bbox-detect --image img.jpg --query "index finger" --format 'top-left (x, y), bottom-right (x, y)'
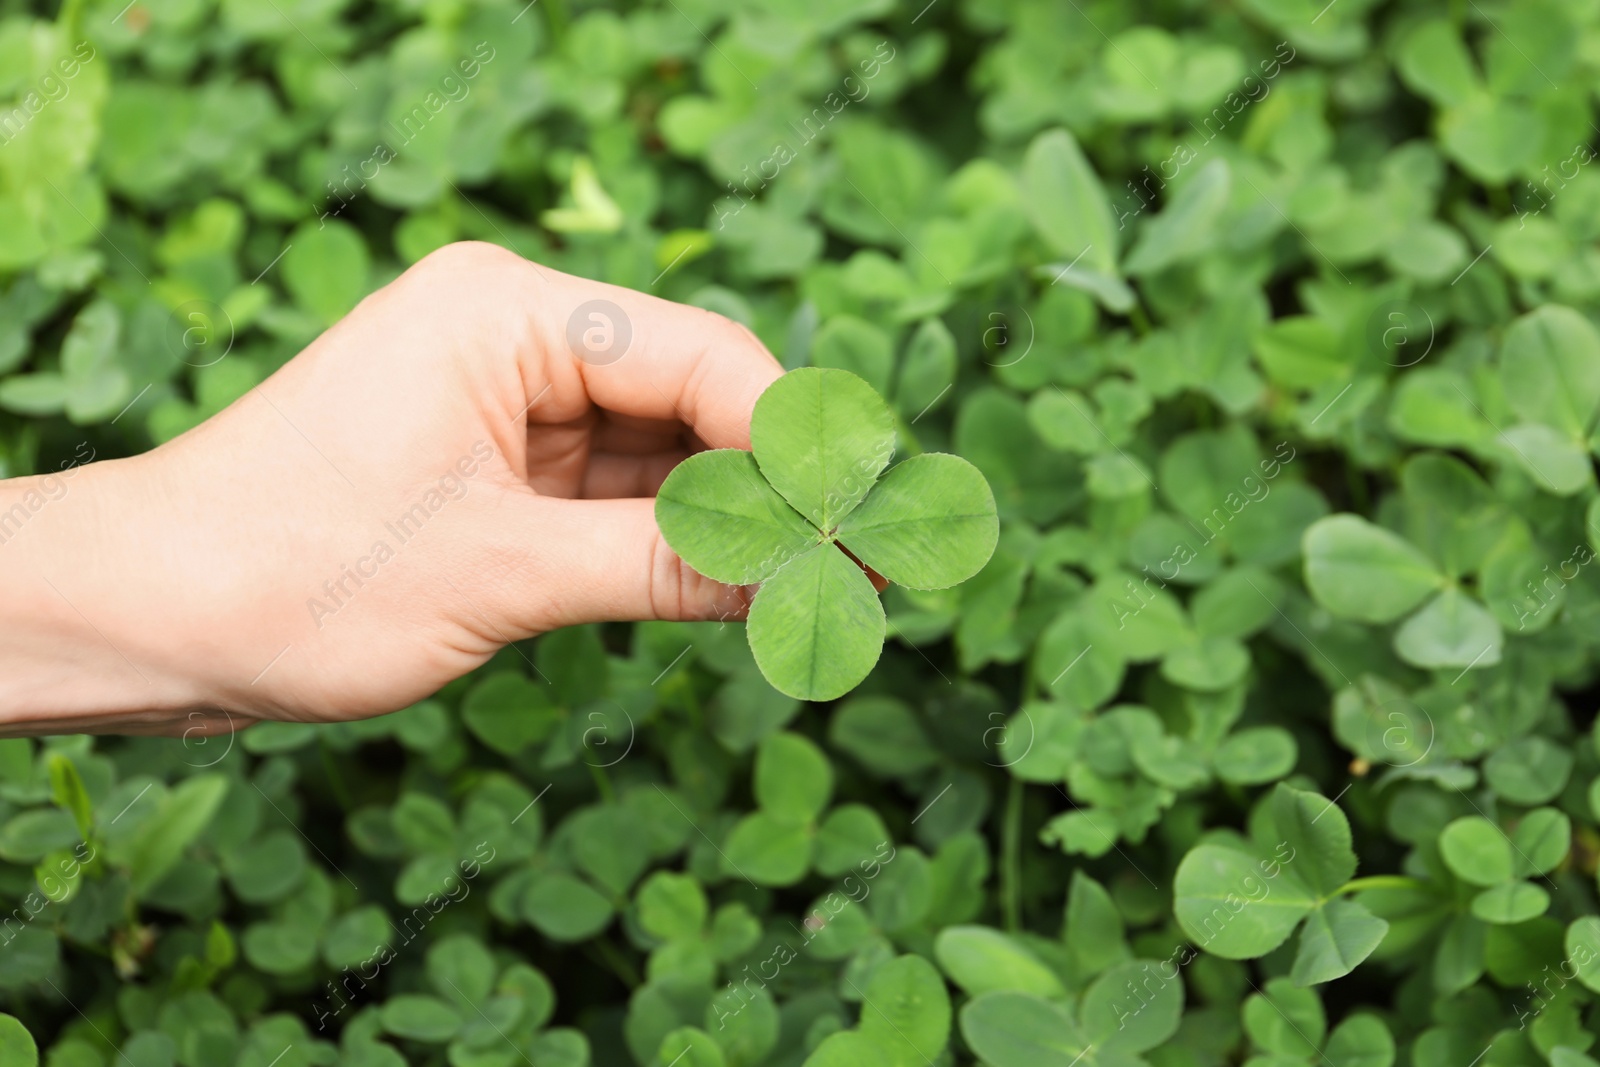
top-left (535, 266), bottom-right (785, 451)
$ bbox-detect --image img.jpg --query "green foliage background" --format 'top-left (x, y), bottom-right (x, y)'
top-left (5, 0), bottom-right (1600, 1064)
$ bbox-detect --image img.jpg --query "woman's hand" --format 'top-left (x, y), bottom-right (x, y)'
top-left (0, 242), bottom-right (783, 736)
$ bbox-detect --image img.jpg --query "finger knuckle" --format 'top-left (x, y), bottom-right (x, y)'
top-left (703, 310), bottom-right (753, 350)
top-left (414, 240), bottom-right (521, 276)
top-left (646, 532), bottom-right (684, 619)
top-left (404, 241), bottom-right (543, 304)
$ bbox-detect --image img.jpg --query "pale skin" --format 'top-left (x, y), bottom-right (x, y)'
top-left (0, 242), bottom-right (788, 738)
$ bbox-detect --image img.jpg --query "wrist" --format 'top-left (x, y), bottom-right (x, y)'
top-left (0, 455), bottom-right (210, 734)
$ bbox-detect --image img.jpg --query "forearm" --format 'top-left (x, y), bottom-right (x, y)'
top-left (0, 458), bottom-right (202, 734)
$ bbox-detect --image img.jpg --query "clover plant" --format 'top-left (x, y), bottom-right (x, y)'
top-left (656, 367), bottom-right (997, 701)
top-left (13, 1), bottom-right (1600, 1065)
top-left (1173, 783), bottom-right (1394, 987)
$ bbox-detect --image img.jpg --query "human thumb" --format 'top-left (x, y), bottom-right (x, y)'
top-left (495, 495), bottom-right (755, 630)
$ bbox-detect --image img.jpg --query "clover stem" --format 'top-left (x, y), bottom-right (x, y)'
top-left (1128, 300), bottom-right (1152, 337)
top-left (320, 738), bottom-right (352, 811)
top-left (58, 0), bottom-right (85, 34)
top-left (680, 676), bottom-right (703, 730)
top-left (1345, 462), bottom-right (1370, 513)
top-left (586, 937), bottom-right (640, 990)
top-left (542, 0), bottom-right (570, 44)
top-left (1002, 776), bottom-right (1024, 933)
top-left (1331, 874), bottom-right (1424, 897)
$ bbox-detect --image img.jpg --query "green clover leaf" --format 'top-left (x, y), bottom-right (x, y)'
top-left (1173, 784), bottom-right (1392, 986)
top-left (0, 1016), bottom-right (36, 1067)
top-left (656, 367), bottom-right (998, 700)
top-left (1439, 816), bottom-right (1514, 886)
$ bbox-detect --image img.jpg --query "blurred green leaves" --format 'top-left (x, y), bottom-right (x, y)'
top-left (7, 0), bottom-right (1600, 1063)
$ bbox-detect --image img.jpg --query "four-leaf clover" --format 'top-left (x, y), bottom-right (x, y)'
top-left (656, 368), bottom-right (998, 700)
